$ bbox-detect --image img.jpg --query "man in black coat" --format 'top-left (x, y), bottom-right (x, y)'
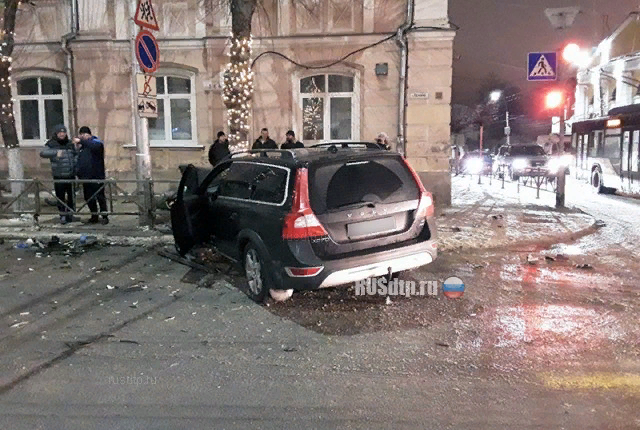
top-left (39, 124), bottom-right (78, 224)
top-left (252, 128), bottom-right (278, 150)
top-left (281, 130), bottom-right (304, 149)
top-left (74, 126), bottom-right (108, 225)
top-left (208, 131), bottom-right (230, 166)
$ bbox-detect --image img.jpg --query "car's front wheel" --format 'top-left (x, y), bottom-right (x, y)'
top-left (243, 243), bottom-right (269, 303)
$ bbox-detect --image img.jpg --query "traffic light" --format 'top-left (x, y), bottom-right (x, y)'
top-left (545, 90), bottom-right (564, 109)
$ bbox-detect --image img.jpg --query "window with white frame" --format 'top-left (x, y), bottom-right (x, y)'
top-left (294, 0), bottom-right (356, 33)
top-left (149, 73), bottom-right (197, 146)
top-left (14, 75), bottom-right (67, 145)
top-left (300, 74), bottom-right (357, 142)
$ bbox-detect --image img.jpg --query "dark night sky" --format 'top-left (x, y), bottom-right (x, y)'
top-left (450, 0), bottom-right (639, 106)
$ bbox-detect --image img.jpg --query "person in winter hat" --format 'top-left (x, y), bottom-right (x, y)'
top-left (281, 130), bottom-right (304, 149)
top-left (39, 124), bottom-right (78, 224)
top-left (208, 131), bottom-right (230, 166)
top-left (74, 126), bottom-right (108, 225)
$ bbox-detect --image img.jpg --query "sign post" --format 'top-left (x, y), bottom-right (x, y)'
top-left (130, 0), bottom-right (160, 226)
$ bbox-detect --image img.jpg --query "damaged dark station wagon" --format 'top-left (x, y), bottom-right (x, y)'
top-left (171, 143), bottom-right (438, 302)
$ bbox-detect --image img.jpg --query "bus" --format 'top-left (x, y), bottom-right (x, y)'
top-left (571, 104), bottom-right (640, 195)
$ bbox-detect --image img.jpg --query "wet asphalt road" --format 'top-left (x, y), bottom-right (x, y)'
top-left (0, 178), bottom-right (638, 429)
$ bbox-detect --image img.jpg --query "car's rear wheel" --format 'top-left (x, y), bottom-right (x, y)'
top-left (243, 243), bottom-right (269, 303)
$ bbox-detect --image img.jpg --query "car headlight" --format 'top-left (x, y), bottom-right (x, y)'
top-left (512, 159), bottom-right (528, 170)
top-left (548, 159), bottom-right (562, 172)
top-left (467, 158), bottom-right (484, 174)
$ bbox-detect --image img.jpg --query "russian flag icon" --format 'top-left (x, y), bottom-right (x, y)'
top-left (443, 277), bottom-right (465, 298)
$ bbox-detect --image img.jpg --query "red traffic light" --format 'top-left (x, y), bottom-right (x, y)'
top-left (546, 91), bottom-right (564, 109)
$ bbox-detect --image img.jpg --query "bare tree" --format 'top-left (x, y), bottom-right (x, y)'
top-left (0, 0), bottom-right (24, 203)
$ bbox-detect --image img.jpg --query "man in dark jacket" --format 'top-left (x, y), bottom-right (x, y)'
top-left (39, 124), bottom-right (77, 224)
top-left (281, 130), bottom-right (304, 149)
top-left (252, 128), bottom-right (278, 150)
top-left (74, 126), bottom-right (108, 225)
top-left (208, 131), bottom-right (230, 166)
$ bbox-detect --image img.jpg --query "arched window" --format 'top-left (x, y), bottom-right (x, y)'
top-left (299, 73), bottom-right (357, 143)
top-left (14, 74), bottom-right (67, 145)
top-left (149, 72), bottom-right (197, 146)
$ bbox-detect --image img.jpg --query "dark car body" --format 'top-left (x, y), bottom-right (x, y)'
top-left (171, 144), bottom-right (437, 302)
top-left (460, 150), bottom-right (493, 175)
top-left (494, 144), bottom-right (550, 179)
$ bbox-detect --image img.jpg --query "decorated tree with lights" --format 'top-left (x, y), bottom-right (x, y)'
top-left (0, 0), bottom-right (24, 201)
top-left (222, 0), bottom-right (258, 150)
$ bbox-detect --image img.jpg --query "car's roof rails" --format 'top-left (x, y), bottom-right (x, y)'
top-left (227, 149), bottom-right (297, 159)
top-left (311, 142), bottom-right (385, 151)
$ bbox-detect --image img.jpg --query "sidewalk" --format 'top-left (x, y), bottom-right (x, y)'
top-left (0, 175), bottom-right (598, 251)
top-left (0, 200), bottom-right (173, 246)
top-left (437, 175), bottom-right (597, 252)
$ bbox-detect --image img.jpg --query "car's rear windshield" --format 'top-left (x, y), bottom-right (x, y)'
top-left (510, 146), bottom-right (546, 156)
top-left (308, 156), bottom-right (420, 214)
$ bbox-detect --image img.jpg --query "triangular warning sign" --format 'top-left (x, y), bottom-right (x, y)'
top-left (530, 55), bottom-right (555, 78)
top-left (134, 0), bottom-right (160, 31)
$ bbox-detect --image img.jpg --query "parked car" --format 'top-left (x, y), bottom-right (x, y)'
top-left (460, 150), bottom-right (493, 175)
top-left (171, 143), bottom-right (437, 302)
top-left (493, 144), bottom-right (550, 180)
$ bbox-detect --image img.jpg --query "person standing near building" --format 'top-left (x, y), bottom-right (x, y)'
top-left (376, 132), bottom-right (392, 150)
top-left (281, 130), bottom-right (304, 149)
top-left (74, 126), bottom-right (108, 225)
top-left (40, 124), bottom-right (78, 225)
top-left (209, 131), bottom-right (230, 166)
top-left (252, 128), bottom-right (278, 150)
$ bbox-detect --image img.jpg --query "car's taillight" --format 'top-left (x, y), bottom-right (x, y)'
top-left (416, 192), bottom-right (434, 218)
top-left (402, 158), bottom-right (435, 218)
top-left (285, 266), bottom-right (324, 277)
top-left (282, 168), bottom-right (329, 240)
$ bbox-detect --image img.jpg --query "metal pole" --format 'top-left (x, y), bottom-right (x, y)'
top-left (479, 124), bottom-right (484, 151)
top-left (129, 2), bottom-right (152, 226)
top-left (556, 104), bottom-right (566, 208)
top-left (505, 110), bottom-right (511, 146)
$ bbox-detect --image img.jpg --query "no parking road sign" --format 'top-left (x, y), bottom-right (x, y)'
top-left (135, 30), bottom-right (159, 74)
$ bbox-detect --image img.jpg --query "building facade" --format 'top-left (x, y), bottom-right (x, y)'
top-left (573, 12), bottom-right (640, 122)
top-left (0, 0), bottom-right (455, 203)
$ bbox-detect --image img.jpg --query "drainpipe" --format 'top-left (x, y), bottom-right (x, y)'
top-left (396, 0), bottom-right (414, 157)
top-left (61, 0), bottom-right (79, 134)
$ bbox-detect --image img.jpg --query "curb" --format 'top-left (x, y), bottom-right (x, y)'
top-left (0, 230), bottom-right (174, 247)
top-left (2, 219), bottom-right (600, 252)
top-left (439, 218), bottom-right (600, 253)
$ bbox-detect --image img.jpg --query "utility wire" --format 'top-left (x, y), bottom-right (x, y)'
top-left (251, 25), bottom-right (456, 70)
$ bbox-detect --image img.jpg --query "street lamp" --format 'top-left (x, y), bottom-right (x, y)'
top-left (489, 90), bottom-right (510, 147)
top-left (562, 43), bottom-right (591, 68)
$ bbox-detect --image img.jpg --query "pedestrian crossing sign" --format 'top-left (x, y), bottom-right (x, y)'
top-left (528, 52), bottom-right (557, 81)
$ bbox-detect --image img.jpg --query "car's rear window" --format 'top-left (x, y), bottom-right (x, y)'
top-left (510, 146), bottom-right (546, 156)
top-left (309, 157), bottom-right (420, 214)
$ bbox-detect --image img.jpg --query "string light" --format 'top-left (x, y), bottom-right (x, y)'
top-left (0, 18), bottom-right (17, 129)
top-left (223, 35), bottom-right (254, 150)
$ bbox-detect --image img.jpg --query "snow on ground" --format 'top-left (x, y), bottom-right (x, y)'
top-left (436, 175), bottom-right (595, 252)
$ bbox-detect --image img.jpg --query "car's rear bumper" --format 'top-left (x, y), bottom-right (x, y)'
top-left (318, 246), bottom-right (435, 288)
top-left (275, 238), bottom-right (437, 291)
